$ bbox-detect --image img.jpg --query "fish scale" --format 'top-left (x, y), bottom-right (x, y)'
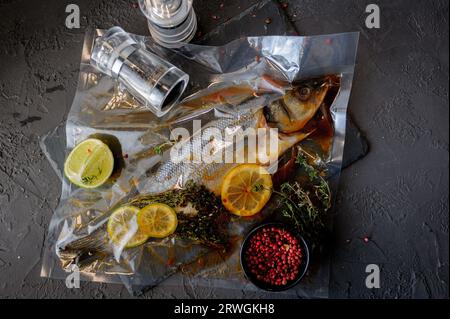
top-left (141, 111), bottom-right (261, 194)
top-left (140, 80), bottom-right (330, 195)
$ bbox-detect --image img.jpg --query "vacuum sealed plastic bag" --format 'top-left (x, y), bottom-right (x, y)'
top-left (40, 28), bottom-right (358, 297)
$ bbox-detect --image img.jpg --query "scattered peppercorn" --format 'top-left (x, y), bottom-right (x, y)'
top-left (123, 153), bottom-right (128, 159)
top-left (264, 17), bottom-right (272, 24)
top-left (245, 226), bottom-right (302, 286)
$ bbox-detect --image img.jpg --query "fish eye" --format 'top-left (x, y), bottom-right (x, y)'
top-left (298, 87), bottom-right (312, 100)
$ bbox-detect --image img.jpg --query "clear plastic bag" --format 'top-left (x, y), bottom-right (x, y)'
top-left (40, 27), bottom-right (359, 297)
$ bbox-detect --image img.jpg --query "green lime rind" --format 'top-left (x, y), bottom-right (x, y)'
top-left (64, 138), bottom-right (114, 189)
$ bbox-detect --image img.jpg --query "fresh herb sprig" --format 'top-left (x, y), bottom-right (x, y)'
top-left (295, 151), bottom-right (331, 211)
top-left (81, 175), bottom-right (97, 185)
top-left (81, 167), bottom-right (103, 185)
top-left (129, 181), bottom-right (229, 248)
top-left (153, 140), bottom-right (176, 155)
top-left (274, 150), bottom-right (332, 243)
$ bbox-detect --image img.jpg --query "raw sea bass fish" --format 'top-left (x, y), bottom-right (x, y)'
top-left (56, 75), bottom-right (339, 275)
top-left (142, 76), bottom-right (335, 196)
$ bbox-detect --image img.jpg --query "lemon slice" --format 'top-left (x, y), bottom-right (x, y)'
top-left (221, 164), bottom-right (273, 216)
top-left (137, 203), bottom-right (178, 238)
top-left (64, 138), bottom-right (114, 189)
top-left (107, 206), bottom-right (148, 248)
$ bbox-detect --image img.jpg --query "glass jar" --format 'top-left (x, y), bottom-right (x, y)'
top-left (90, 26), bottom-right (189, 117)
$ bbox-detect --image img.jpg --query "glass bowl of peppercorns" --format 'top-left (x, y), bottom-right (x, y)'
top-left (240, 222), bottom-right (310, 291)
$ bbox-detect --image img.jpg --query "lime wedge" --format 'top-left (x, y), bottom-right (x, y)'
top-left (64, 138), bottom-right (114, 189)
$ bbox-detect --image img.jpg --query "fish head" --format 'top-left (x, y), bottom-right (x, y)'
top-left (264, 79), bottom-right (331, 134)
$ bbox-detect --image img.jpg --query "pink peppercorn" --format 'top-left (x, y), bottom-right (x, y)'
top-left (244, 226), bottom-right (302, 286)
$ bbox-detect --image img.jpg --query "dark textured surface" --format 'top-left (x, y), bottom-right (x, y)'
top-left (0, 0), bottom-right (448, 298)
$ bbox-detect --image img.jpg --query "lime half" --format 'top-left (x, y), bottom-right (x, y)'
top-left (107, 206), bottom-right (148, 248)
top-left (64, 138), bottom-right (114, 189)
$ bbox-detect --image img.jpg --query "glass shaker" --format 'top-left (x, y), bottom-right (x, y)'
top-left (90, 26), bottom-right (189, 117)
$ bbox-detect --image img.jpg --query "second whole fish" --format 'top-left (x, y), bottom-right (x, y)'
top-left (141, 77), bottom-right (333, 195)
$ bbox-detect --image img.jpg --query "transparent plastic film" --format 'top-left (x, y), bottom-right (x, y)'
top-left (40, 28), bottom-right (358, 297)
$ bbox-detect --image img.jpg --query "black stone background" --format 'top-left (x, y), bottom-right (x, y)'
top-left (0, 0), bottom-right (448, 298)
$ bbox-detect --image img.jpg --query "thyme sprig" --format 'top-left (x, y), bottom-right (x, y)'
top-left (153, 140), bottom-right (176, 155)
top-left (81, 175), bottom-right (97, 185)
top-left (129, 181), bottom-right (229, 248)
top-left (252, 183), bottom-right (265, 193)
top-left (295, 151), bottom-right (331, 211)
top-left (273, 150), bottom-right (332, 243)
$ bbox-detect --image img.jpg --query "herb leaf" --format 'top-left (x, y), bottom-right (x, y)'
top-left (129, 181), bottom-right (229, 248)
top-left (274, 149), bottom-right (331, 243)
